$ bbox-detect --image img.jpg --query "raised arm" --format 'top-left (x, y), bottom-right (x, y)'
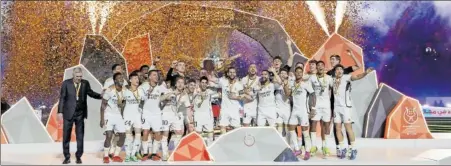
top-left (351, 68), bottom-right (374, 81)
top-left (284, 82), bottom-right (292, 97)
top-left (166, 60), bottom-right (178, 81)
top-left (286, 39), bottom-right (295, 68)
top-left (347, 50), bottom-right (361, 71)
top-left (269, 67), bottom-right (282, 85)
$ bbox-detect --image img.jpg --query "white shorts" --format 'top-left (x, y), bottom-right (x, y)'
top-left (288, 111), bottom-right (309, 126)
top-left (162, 112), bottom-right (184, 131)
top-left (142, 112), bottom-right (162, 132)
top-left (242, 104), bottom-right (257, 124)
top-left (104, 113), bottom-right (126, 133)
top-left (257, 107), bottom-right (277, 127)
top-left (333, 106), bottom-right (353, 124)
top-left (219, 109), bottom-right (241, 128)
top-left (123, 110), bottom-right (142, 131)
top-left (311, 107), bottom-right (331, 122)
top-left (194, 111), bottom-right (214, 132)
top-left (276, 107), bottom-right (291, 124)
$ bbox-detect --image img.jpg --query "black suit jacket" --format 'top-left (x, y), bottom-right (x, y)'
top-left (58, 79), bottom-right (102, 120)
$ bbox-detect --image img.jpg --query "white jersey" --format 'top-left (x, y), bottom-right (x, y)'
top-left (291, 81), bottom-right (314, 112)
top-left (123, 88), bottom-right (145, 114)
top-left (161, 89), bottom-right (177, 113)
top-left (160, 89), bottom-right (190, 114)
top-left (194, 89), bottom-right (218, 112)
top-left (140, 82), bottom-right (168, 115)
top-left (257, 82), bottom-right (278, 108)
top-left (103, 77), bottom-right (128, 89)
top-left (275, 83), bottom-right (291, 111)
top-left (309, 74), bottom-right (333, 108)
top-left (175, 92), bottom-right (191, 114)
top-left (333, 74), bottom-right (353, 107)
top-left (215, 77), bottom-right (244, 111)
top-left (241, 76), bottom-right (260, 107)
top-left (103, 87), bottom-right (126, 115)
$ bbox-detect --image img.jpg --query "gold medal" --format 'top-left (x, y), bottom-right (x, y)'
top-left (132, 89), bottom-right (140, 101)
top-left (293, 81), bottom-right (302, 96)
top-left (333, 78), bottom-right (341, 95)
top-left (115, 87), bottom-right (124, 107)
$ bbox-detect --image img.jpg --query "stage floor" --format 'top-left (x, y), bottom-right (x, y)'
top-left (2, 148), bottom-right (450, 165)
top-left (2, 135), bottom-right (451, 165)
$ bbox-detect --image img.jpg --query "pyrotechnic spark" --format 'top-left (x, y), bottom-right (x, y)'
top-left (335, 1), bottom-right (348, 33)
top-left (99, 2), bottom-right (117, 34)
top-left (86, 1), bottom-right (98, 34)
top-left (305, 1), bottom-right (330, 36)
top-left (86, 1), bottom-right (118, 34)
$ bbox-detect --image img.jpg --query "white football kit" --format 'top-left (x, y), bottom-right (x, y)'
top-left (288, 81), bottom-right (314, 126)
top-left (140, 82), bottom-right (167, 132)
top-left (214, 77), bottom-right (243, 128)
top-left (103, 77), bottom-right (128, 89)
top-left (333, 74), bottom-right (353, 124)
top-left (123, 88), bottom-right (145, 131)
top-left (309, 74), bottom-right (333, 122)
top-left (275, 84), bottom-right (291, 124)
top-left (256, 82), bottom-right (279, 127)
top-left (161, 89), bottom-right (188, 131)
top-left (103, 87), bottom-right (126, 133)
top-left (184, 93), bottom-right (196, 125)
top-left (241, 76), bottom-right (260, 124)
top-left (193, 89), bottom-right (218, 132)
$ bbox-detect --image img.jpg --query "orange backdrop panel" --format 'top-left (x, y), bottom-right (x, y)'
top-left (1, 126), bottom-right (8, 144)
top-left (123, 34), bottom-right (152, 74)
top-left (385, 96), bottom-right (433, 139)
top-left (306, 33), bottom-right (364, 76)
top-left (46, 102), bottom-right (76, 142)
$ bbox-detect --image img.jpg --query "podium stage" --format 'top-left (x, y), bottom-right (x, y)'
top-left (2, 134), bottom-right (451, 165)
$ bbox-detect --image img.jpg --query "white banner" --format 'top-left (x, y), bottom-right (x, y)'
top-left (423, 106), bottom-right (451, 118)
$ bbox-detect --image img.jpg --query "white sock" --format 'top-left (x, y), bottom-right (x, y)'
top-left (132, 134), bottom-right (141, 155)
top-left (161, 136), bottom-right (169, 156)
top-left (303, 131), bottom-right (312, 152)
top-left (109, 135), bottom-right (117, 154)
top-left (289, 131), bottom-right (300, 151)
top-left (206, 133), bottom-right (214, 146)
top-left (350, 141), bottom-right (355, 150)
top-left (310, 132), bottom-right (317, 148)
top-left (141, 141), bottom-right (149, 154)
top-left (173, 135), bottom-right (182, 148)
top-left (114, 145), bottom-right (121, 156)
top-left (339, 141), bottom-right (345, 150)
top-left (148, 138), bottom-right (153, 154)
top-left (152, 140), bottom-right (160, 154)
top-left (297, 136), bottom-right (303, 148)
top-left (125, 133), bottom-right (134, 156)
top-left (104, 147), bottom-right (110, 157)
top-left (323, 134), bottom-right (331, 148)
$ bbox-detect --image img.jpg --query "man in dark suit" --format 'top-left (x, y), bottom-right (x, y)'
top-left (58, 67), bottom-right (103, 164)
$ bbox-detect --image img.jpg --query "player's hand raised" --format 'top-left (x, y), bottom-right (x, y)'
top-left (286, 38), bottom-right (292, 46)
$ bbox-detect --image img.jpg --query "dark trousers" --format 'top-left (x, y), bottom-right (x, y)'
top-left (62, 112), bottom-right (85, 159)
